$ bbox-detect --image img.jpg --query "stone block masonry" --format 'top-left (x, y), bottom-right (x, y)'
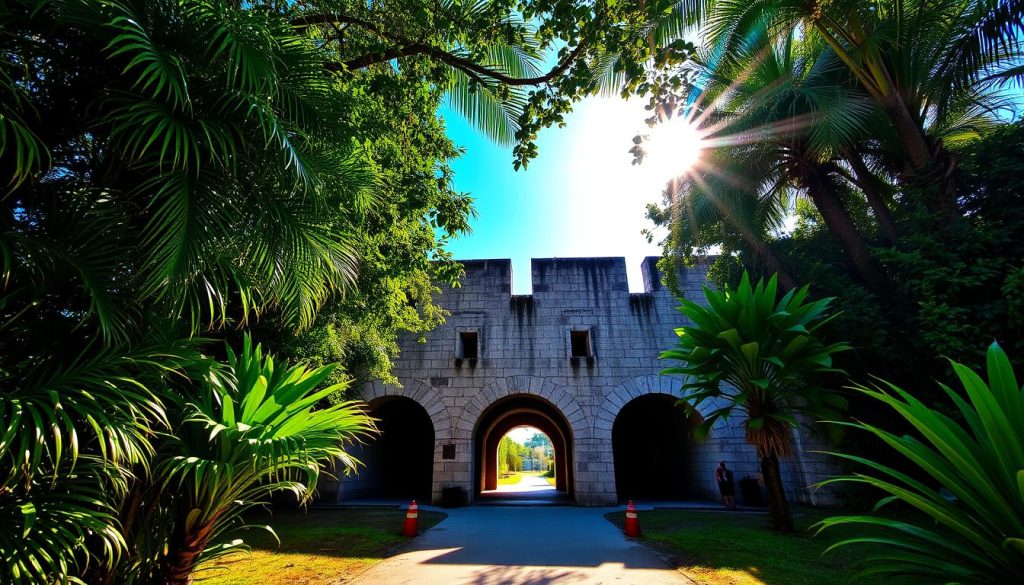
top-left (324, 257), bottom-right (838, 507)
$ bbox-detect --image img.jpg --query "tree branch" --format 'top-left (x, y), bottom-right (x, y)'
top-left (296, 12), bottom-right (587, 86)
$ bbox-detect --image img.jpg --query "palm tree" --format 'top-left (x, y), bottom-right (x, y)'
top-left (120, 337), bottom-right (374, 585)
top-left (672, 28), bottom-right (890, 291)
top-left (658, 148), bottom-right (800, 290)
top-left (681, 0), bottom-right (1024, 213)
top-left (839, 149), bottom-right (900, 246)
top-left (661, 273), bottom-right (850, 532)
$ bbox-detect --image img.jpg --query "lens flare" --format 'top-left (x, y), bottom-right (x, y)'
top-left (641, 114), bottom-right (704, 183)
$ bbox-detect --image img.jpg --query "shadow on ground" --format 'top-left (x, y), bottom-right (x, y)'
top-left (466, 565), bottom-right (587, 585)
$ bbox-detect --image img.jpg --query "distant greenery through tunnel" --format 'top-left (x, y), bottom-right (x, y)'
top-left (497, 427), bottom-right (556, 485)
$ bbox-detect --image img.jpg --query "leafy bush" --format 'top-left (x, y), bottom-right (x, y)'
top-left (816, 343), bottom-right (1024, 582)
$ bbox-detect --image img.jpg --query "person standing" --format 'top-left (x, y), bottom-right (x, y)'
top-left (715, 461), bottom-right (736, 510)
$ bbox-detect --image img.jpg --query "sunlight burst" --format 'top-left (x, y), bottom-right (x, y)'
top-left (640, 114), bottom-right (705, 184)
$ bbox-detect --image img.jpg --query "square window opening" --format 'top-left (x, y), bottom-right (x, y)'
top-left (458, 331), bottom-right (479, 360)
top-left (570, 330), bottom-right (591, 358)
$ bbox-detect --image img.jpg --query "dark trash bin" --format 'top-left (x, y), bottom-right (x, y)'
top-left (441, 486), bottom-right (466, 508)
top-left (739, 477), bottom-right (764, 506)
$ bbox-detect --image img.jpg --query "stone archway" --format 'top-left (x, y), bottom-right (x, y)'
top-left (362, 378), bottom-right (452, 438)
top-left (595, 375), bottom-right (723, 503)
top-left (612, 393), bottom-right (703, 501)
top-left (457, 377), bottom-right (587, 503)
top-left (329, 379), bottom-right (452, 503)
top-left (473, 394), bottom-right (575, 499)
top-left (360, 395), bottom-right (435, 500)
top-left (473, 396), bottom-right (574, 500)
top-left (457, 376), bottom-right (586, 438)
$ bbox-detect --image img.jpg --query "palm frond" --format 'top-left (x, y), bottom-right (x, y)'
top-left (5, 187), bottom-right (135, 343)
top-left (105, 7), bottom-right (190, 111)
top-left (185, 0), bottom-right (280, 94)
top-left (0, 66), bottom-right (47, 187)
top-left (1, 342), bottom-right (202, 486)
top-left (446, 69), bottom-right (526, 146)
top-left (933, 0), bottom-right (1024, 96)
top-left (0, 458), bottom-right (128, 585)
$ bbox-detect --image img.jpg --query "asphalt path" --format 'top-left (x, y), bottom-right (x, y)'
top-left (348, 505), bottom-right (693, 585)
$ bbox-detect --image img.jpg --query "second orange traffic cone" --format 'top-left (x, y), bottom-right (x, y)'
top-left (624, 500), bottom-right (641, 537)
top-left (401, 500), bottom-right (419, 537)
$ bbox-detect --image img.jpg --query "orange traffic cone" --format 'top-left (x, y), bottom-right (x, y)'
top-left (624, 500), bottom-right (642, 537)
top-left (401, 500), bottom-right (419, 537)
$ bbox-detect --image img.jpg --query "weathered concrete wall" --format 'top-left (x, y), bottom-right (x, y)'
top-left (330, 257), bottom-right (837, 506)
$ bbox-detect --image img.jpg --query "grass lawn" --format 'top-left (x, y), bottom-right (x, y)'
top-left (605, 508), bottom-right (875, 585)
top-left (497, 472), bottom-right (522, 485)
top-left (513, 470), bottom-right (556, 485)
top-left (196, 507), bottom-right (446, 585)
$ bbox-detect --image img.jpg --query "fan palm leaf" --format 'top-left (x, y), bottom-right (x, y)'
top-left (668, 23), bottom-right (888, 290)
top-left (675, 0), bottom-right (1024, 206)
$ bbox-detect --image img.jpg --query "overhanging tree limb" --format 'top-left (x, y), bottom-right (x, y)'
top-left (297, 12), bottom-right (588, 85)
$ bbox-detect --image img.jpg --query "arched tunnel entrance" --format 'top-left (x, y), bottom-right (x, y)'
top-left (474, 395), bottom-right (574, 503)
top-left (341, 396), bottom-right (434, 502)
top-left (612, 393), bottom-right (703, 502)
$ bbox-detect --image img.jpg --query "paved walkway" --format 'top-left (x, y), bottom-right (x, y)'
top-left (494, 473), bottom-right (556, 493)
top-left (476, 474), bottom-right (571, 506)
top-left (349, 506), bottom-right (693, 585)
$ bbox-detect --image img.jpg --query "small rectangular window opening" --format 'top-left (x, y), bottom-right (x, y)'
top-left (442, 444), bottom-right (456, 460)
top-left (459, 331), bottom-right (479, 359)
top-left (570, 330), bottom-right (591, 358)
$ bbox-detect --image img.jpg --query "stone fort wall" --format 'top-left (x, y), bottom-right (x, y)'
top-left (327, 257), bottom-right (836, 507)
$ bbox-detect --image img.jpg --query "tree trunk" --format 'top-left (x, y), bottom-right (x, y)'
top-left (846, 155), bottom-right (899, 246)
top-left (884, 95), bottom-right (932, 171)
top-left (803, 170), bottom-right (888, 294)
top-left (760, 453), bottom-right (794, 533)
top-left (883, 94), bottom-right (959, 218)
top-left (163, 521), bottom-right (216, 585)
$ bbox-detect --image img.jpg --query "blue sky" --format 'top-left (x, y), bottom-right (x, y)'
top-left (440, 97), bottom-right (673, 294)
top-left (441, 90), bottom-right (1023, 295)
